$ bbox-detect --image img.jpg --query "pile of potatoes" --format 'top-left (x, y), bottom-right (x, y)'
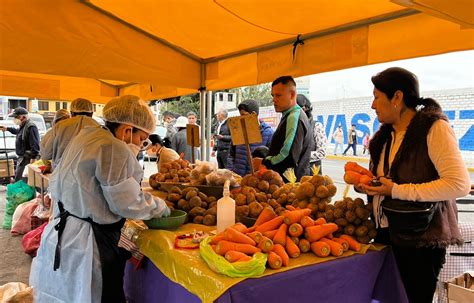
top-left (166, 186), bottom-right (218, 226)
top-left (324, 197), bottom-right (377, 244)
top-left (232, 170), bottom-right (286, 218)
top-left (149, 159), bottom-right (192, 188)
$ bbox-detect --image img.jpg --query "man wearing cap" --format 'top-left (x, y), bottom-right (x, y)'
top-left (0, 107), bottom-right (40, 181)
top-left (30, 95), bottom-right (170, 303)
top-left (40, 98), bottom-right (99, 169)
top-left (227, 100), bottom-right (273, 176)
top-left (212, 109), bottom-right (231, 169)
top-left (255, 76), bottom-right (314, 181)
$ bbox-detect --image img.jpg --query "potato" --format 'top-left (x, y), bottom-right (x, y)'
top-left (333, 208), bottom-right (345, 219)
top-left (193, 216), bottom-right (204, 224)
top-left (186, 190), bottom-right (198, 201)
top-left (208, 201), bottom-right (217, 209)
top-left (334, 200), bottom-right (346, 210)
top-left (149, 177), bottom-right (159, 189)
top-left (326, 184), bottom-right (337, 197)
top-left (246, 192), bottom-right (256, 204)
top-left (366, 203), bottom-right (374, 214)
top-left (315, 185), bottom-right (329, 198)
top-left (353, 218), bottom-right (362, 226)
top-left (268, 184), bottom-right (279, 194)
top-left (368, 229), bottom-right (377, 239)
top-left (261, 170), bottom-right (275, 182)
top-left (203, 215), bottom-right (216, 226)
top-left (167, 193), bottom-right (181, 203)
top-left (309, 196), bottom-right (319, 205)
top-left (346, 200), bottom-right (355, 211)
top-left (208, 196), bottom-right (217, 203)
top-left (268, 199), bottom-right (280, 209)
top-left (298, 200), bottom-right (308, 209)
top-left (170, 186), bottom-right (182, 195)
top-left (345, 210), bottom-right (356, 223)
top-left (355, 225), bottom-right (368, 237)
top-left (307, 203), bottom-right (318, 215)
top-left (241, 186), bottom-right (256, 195)
top-left (323, 175), bottom-right (334, 185)
top-left (189, 196), bottom-right (202, 208)
top-left (318, 201), bottom-right (326, 211)
top-left (335, 218), bottom-right (348, 227)
top-left (248, 202), bottom-right (264, 218)
top-left (177, 199), bottom-right (187, 210)
top-left (247, 176), bottom-right (259, 188)
top-left (255, 192), bottom-right (267, 203)
top-left (277, 193), bottom-right (288, 205)
top-left (200, 201), bottom-right (208, 209)
top-left (287, 192), bottom-right (296, 203)
top-left (205, 206), bottom-right (217, 216)
top-left (310, 175), bottom-right (325, 187)
top-left (260, 202), bottom-right (271, 209)
top-left (272, 187), bottom-right (284, 199)
top-left (236, 205), bottom-right (250, 217)
top-left (315, 212), bottom-right (325, 219)
top-left (325, 204), bottom-right (335, 212)
top-left (354, 197), bottom-right (365, 208)
top-left (355, 207), bottom-right (370, 220)
top-left (235, 194), bottom-right (247, 206)
top-left (189, 207), bottom-right (206, 217)
top-left (300, 176), bottom-right (312, 183)
top-left (295, 182), bottom-right (315, 200)
top-left (344, 224), bottom-right (356, 236)
top-left (257, 180), bottom-right (270, 193)
top-left (357, 236), bottom-right (370, 244)
top-left (324, 209), bottom-right (334, 222)
top-left (198, 192), bottom-right (208, 202)
top-left (274, 207), bottom-right (287, 216)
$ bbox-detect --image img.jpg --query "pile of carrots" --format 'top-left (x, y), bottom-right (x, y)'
top-left (209, 207), bottom-right (363, 270)
top-left (343, 162), bottom-right (374, 186)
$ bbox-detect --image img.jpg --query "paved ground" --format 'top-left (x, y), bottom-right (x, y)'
top-left (0, 157), bottom-right (472, 287)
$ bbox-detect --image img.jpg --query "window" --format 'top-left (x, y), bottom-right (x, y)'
top-left (93, 104), bottom-right (97, 112)
top-left (228, 94), bottom-right (233, 102)
top-left (38, 101), bottom-right (49, 111)
top-left (62, 102), bottom-right (68, 109)
top-left (55, 102), bottom-right (60, 111)
top-left (219, 93), bottom-right (223, 101)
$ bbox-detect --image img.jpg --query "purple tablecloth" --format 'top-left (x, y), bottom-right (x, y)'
top-left (124, 248), bottom-right (407, 303)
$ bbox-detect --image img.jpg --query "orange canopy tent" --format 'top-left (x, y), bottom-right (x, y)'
top-left (0, 0), bottom-right (473, 103)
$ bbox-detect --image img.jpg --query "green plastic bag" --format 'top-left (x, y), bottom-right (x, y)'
top-left (199, 236), bottom-right (267, 278)
top-left (2, 181), bottom-right (36, 229)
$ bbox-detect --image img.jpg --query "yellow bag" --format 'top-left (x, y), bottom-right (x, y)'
top-left (199, 236), bottom-right (267, 278)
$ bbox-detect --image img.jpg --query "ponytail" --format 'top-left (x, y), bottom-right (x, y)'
top-left (417, 97), bottom-right (442, 112)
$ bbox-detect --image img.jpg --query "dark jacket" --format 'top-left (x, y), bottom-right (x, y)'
top-left (228, 121), bottom-right (273, 176)
top-left (213, 119), bottom-right (231, 151)
top-left (170, 128), bottom-right (200, 163)
top-left (7, 119), bottom-right (40, 158)
top-left (369, 107), bottom-right (462, 248)
top-left (263, 105), bottom-right (313, 181)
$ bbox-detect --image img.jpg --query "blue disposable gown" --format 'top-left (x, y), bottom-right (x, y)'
top-left (30, 126), bottom-right (170, 302)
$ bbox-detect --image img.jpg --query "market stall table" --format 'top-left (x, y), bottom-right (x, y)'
top-left (124, 224), bottom-right (408, 303)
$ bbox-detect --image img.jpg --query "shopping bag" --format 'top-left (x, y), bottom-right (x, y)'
top-left (21, 222), bottom-right (47, 256)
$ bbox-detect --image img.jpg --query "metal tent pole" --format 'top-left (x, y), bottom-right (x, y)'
top-left (206, 91), bottom-right (212, 161)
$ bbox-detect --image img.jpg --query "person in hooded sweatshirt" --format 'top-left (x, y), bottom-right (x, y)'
top-left (227, 99), bottom-right (273, 176)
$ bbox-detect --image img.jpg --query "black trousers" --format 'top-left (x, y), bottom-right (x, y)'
top-left (376, 228), bottom-right (446, 303)
top-left (216, 149), bottom-right (229, 169)
top-left (14, 156), bottom-right (30, 182)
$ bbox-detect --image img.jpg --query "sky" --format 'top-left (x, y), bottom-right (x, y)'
top-left (308, 50), bottom-right (474, 102)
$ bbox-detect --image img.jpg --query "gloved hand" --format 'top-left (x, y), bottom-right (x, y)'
top-left (152, 196), bottom-right (171, 218)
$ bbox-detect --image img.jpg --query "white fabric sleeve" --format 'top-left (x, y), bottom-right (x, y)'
top-left (392, 120), bottom-right (471, 202)
top-left (101, 177), bottom-right (170, 220)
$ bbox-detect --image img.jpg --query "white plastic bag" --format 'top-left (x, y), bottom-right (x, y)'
top-left (0, 282), bottom-right (33, 303)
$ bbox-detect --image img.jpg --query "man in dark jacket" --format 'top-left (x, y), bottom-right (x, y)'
top-left (0, 107), bottom-right (40, 181)
top-left (228, 99), bottom-right (273, 176)
top-left (212, 109), bottom-right (231, 168)
top-left (257, 76), bottom-right (314, 181)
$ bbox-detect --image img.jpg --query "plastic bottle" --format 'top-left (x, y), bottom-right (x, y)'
top-left (217, 180), bottom-right (235, 233)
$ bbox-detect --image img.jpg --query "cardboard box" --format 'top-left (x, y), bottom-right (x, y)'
top-left (446, 272), bottom-right (474, 303)
top-left (0, 159), bottom-right (14, 178)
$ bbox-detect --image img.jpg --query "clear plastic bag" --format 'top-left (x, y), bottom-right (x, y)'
top-left (189, 160), bottom-right (217, 185)
top-left (205, 169), bottom-right (239, 187)
top-left (199, 236), bottom-right (267, 278)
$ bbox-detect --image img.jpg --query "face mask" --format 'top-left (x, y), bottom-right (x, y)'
top-left (14, 118), bottom-right (22, 126)
top-left (123, 127), bottom-right (141, 158)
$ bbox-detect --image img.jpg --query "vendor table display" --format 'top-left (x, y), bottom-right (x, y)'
top-left (124, 224), bottom-right (408, 303)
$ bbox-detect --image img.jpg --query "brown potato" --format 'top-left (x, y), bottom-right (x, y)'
top-left (200, 201), bottom-right (208, 209)
top-left (345, 210), bottom-right (357, 223)
top-left (362, 220), bottom-right (376, 230)
top-left (248, 202), bottom-right (264, 218)
top-left (309, 196), bottom-right (319, 205)
top-left (310, 175), bottom-right (325, 187)
top-left (324, 209), bottom-right (334, 222)
top-left (268, 184), bottom-right (279, 194)
top-left (274, 207), bottom-right (287, 216)
top-left (235, 193), bottom-right (247, 206)
top-left (186, 190), bottom-right (198, 201)
top-left (368, 229), bottom-right (377, 239)
top-left (255, 192), bottom-right (267, 203)
top-left (325, 204), bottom-right (335, 212)
top-left (287, 192), bottom-right (296, 202)
top-left (167, 193), bottom-right (181, 202)
top-left (198, 192), bottom-right (208, 202)
top-left (246, 192), bottom-right (256, 204)
top-left (298, 200), bottom-right (308, 209)
top-left (326, 184), bottom-right (337, 197)
top-left (149, 177), bottom-right (159, 189)
top-left (236, 205), bottom-right (250, 217)
top-left (323, 175), bottom-right (334, 185)
top-left (357, 236), bottom-right (370, 244)
top-left (354, 197), bottom-right (365, 208)
top-left (355, 225), bottom-right (369, 237)
top-left (258, 180), bottom-right (270, 193)
top-left (188, 207), bottom-right (206, 217)
top-left (334, 200), bottom-right (346, 210)
top-left (177, 199), bottom-right (187, 210)
top-left (205, 207), bottom-right (217, 216)
top-left (335, 218), bottom-right (348, 227)
top-left (315, 185), bottom-right (329, 198)
top-left (295, 182), bottom-right (315, 200)
top-left (333, 208), bottom-right (345, 219)
top-left (247, 176), bottom-right (259, 188)
top-left (355, 207), bottom-right (370, 220)
top-left (353, 218), bottom-right (362, 226)
top-left (203, 215), bottom-right (216, 226)
top-left (300, 176), bottom-right (312, 183)
top-left (344, 225), bottom-right (356, 236)
top-left (193, 216), bottom-right (204, 224)
top-left (318, 201), bottom-right (327, 211)
top-left (189, 196), bottom-right (202, 208)
top-left (208, 201), bottom-right (217, 209)
top-left (346, 200), bottom-right (355, 211)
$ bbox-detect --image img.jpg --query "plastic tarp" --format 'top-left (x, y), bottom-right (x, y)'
top-left (0, 0), bottom-right (473, 102)
top-left (136, 223), bottom-right (385, 303)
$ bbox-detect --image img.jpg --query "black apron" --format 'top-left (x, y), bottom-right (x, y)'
top-left (54, 201), bottom-right (131, 303)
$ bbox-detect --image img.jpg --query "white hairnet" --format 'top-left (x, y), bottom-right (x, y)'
top-left (70, 98), bottom-right (93, 113)
top-left (53, 109), bottom-right (70, 125)
top-left (103, 95), bottom-right (156, 134)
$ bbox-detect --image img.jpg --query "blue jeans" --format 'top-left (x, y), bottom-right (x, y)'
top-left (343, 143), bottom-right (357, 156)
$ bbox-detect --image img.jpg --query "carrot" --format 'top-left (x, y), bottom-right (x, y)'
top-left (285, 205), bottom-right (296, 211)
top-left (304, 223), bottom-right (338, 242)
top-left (258, 236), bottom-right (274, 253)
top-left (229, 223), bottom-right (248, 233)
top-left (262, 229), bottom-right (278, 240)
top-left (283, 209), bottom-right (312, 225)
top-left (320, 238), bottom-right (344, 257)
top-left (225, 251), bottom-right (251, 262)
top-left (255, 216), bottom-right (285, 233)
top-left (290, 236), bottom-right (299, 245)
top-left (326, 233), bottom-right (334, 239)
top-left (288, 223), bottom-right (303, 237)
top-left (210, 233), bottom-right (225, 245)
top-left (340, 234), bottom-right (362, 252)
top-left (314, 217), bottom-right (327, 225)
top-left (272, 244), bottom-right (289, 266)
top-left (216, 240), bottom-right (261, 256)
top-left (254, 207), bottom-right (277, 226)
top-left (300, 216), bottom-right (315, 228)
top-left (298, 238), bottom-right (311, 253)
top-left (285, 236), bottom-right (300, 258)
top-left (344, 171), bottom-right (362, 185)
top-left (247, 231), bottom-right (263, 244)
top-left (310, 241), bottom-right (330, 257)
top-left (332, 237), bottom-right (349, 252)
top-left (273, 223), bottom-right (288, 246)
top-left (267, 251), bottom-right (282, 269)
top-left (224, 228), bottom-right (256, 246)
top-left (244, 226), bottom-right (256, 234)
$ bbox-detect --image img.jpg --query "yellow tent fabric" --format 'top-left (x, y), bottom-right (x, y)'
top-left (0, 0), bottom-right (473, 102)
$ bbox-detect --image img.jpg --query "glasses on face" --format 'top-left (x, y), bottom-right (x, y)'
top-left (140, 138), bottom-right (152, 150)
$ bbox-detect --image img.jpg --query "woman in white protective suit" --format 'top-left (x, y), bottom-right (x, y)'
top-left (29, 95), bottom-right (170, 302)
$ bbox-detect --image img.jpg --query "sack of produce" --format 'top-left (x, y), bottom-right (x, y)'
top-left (200, 236), bottom-right (267, 278)
top-left (2, 181), bottom-right (36, 229)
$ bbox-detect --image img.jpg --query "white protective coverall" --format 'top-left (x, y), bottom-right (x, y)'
top-left (30, 126), bottom-right (170, 302)
top-left (40, 115), bottom-right (99, 169)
